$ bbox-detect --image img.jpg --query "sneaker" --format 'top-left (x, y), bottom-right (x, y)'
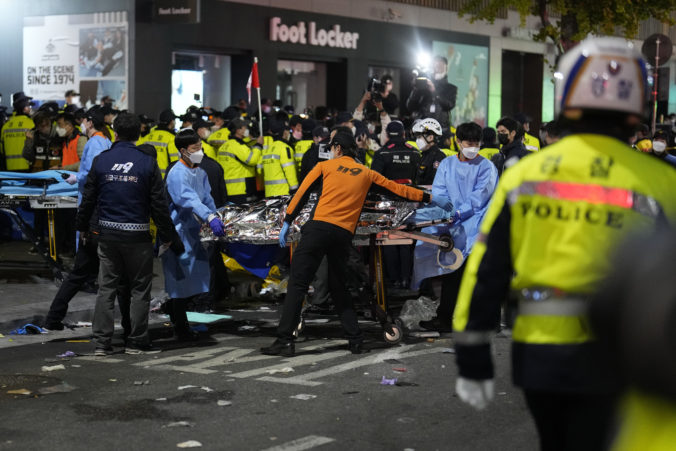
top-left (419, 318), bottom-right (453, 333)
top-left (260, 339), bottom-right (295, 357)
top-left (125, 343), bottom-right (161, 355)
top-left (43, 322), bottom-right (65, 331)
top-left (95, 347), bottom-right (114, 356)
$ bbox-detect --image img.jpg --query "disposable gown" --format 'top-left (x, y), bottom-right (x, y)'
top-left (162, 161), bottom-right (217, 299)
top-left (411, 154), bottom-right (498, 288)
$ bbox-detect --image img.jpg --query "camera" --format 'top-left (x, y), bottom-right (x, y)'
top-left (367, 78), bottom-right (384, 102)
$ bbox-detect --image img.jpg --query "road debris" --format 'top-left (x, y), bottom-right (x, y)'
top-left (133, 380), bottom-right (150, 386)
top-left (266, 367), bottom-right (294, 375)
top-left (41, 364), bottom-right (66, 372)
top-left (7, 389), bottom-right (31, 395)
top-left (217, 400), bottom-right (232, 406)
top-left (380, 376), bottom-right (397, 385)
top-left (290, 394), bottom-right (316, 400)
top-left (164, 421), bottom-right (194, 428)
top-left (176, 440), bottom-right (202, 448)
top-left (57, 351), bottom-right (77, 358)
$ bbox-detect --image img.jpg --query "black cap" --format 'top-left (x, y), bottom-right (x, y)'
top-left (352, 119), bottom-right (368, 138)
top-left (335, 111), bottom-right (353, 124)
top-left (64, 104), bottom-right (86, 120)
top-left (514, 112), bottom-right (532, 125)
top-left (85, 105), bottom-right (106, 125)
top-left (283, 105), bottom-right (295, 114)
top-left (138, 114), bottom-right (154, 124)
top-left (222, 106), bottom-right (240, 122)
top-left (329, 131), bottom-right (356, 151)
top-left (159, 109), bottom-right (177, 123)
top-left (37, 101), bottom-right (60, 117)
top-left (228, 118), bottom-right (248, 133)
top-left (101, 105), bottom-right (120, 115)
top-left (301, 118), bottom-right (316, 134)
top-left (100, 95), bottom-right (113, 104)
top-left (289, 115), bottom-right (303, 127)
top-left (56, 111), bottom-right (76, 125)
top-left (312, 125), bottom-right (329, 139)
top-left (12, 91), bottom-right (34, 109)
top-left (192, 118), bottom-right (214, 131)
top-left (386, 120), bottom-right (405, 137)
top-left (269, 118), bottom-right (287, 135)
top-left (65, 89), bottom-right (79, 97)
top-left (180, 110), bottom-right (200, 123)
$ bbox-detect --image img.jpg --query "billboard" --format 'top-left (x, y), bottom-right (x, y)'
top-left (23, 11), bottom-right (128, 109)
top-left (432, 41), bottom-right (488, 128)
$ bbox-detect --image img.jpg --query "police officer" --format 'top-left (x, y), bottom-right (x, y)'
top-left (1, 92), bottom-right (35, 171)
top-left (193, 118), bottom-right (216, 159)
top-left (77, 113), bottom-right (182, 355)
top-left (262, 117), bottom-right (298, 197)
top-left (22, 104), bottom-right (61, 172)
top-left (492, 116), bottom-right (529, 176)
top-left (101, 105), bottom-right (118, 142)
top-left (217, 118), bottom-right (263, 204)
top-left (137, 109), bottom-right (179, 178)
top-left (371, 120), bottom-right (421, 288)
top-left (207, 106), bottom-right (239, 150)
top-left (411, 117), bottom-right (446, 185)
top-left (452, 37), bottom-right (676, 450)
top-left (299, 125), bottom-right (331, 183)
top-left (515, 112), bottom-right (541, 152)
top-left (293, 118), bottom-right (315, 172)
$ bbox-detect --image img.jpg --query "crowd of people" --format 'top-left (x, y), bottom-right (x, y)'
top-left (1, 36), bottom-right (676, 449)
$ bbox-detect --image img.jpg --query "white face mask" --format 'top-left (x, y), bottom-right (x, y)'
top-left (434, 72), bottom-right (446, 80)
top-left (72, 96), bottom-right (80, 106)
top-left (351, 126), bottom-right (357, 136)
top-left (461, 146), bottom-right (480, 159)
top-left (56, 126), bottom-right (67, 137)
top-left (416, 137), bottom-right (428, 150)
top-left (243, 129), bottom-right (250, 138)
top-left (188, 150), bottom-right (204, 165)
top-left (201, 129), bottom-right (211, 140)
top-left (653, 140), bottom-right (667, 154)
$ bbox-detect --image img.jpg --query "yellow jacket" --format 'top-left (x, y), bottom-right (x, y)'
top-left (202, 140), bottom-right (217, 160)
top-left (453, 134), bottom-right (676, 389)
top-left (612, 391), bottom-right (676, 451)
top-left (293, 139), bottom-right (313, 172)
top-left (262, 139), bottom-right (299, 197)
top-left (217, 137), bottom-right (262, 198)
top-left (478, 147), bottom-right (500, 160)
top-left (137, 127), bottom-right (179, 178)
top-left (207, 127), bottom-right (230, 150)
top-left (524, 132), bottom-right (541, 152)
top-left (1, 113), bottom-right (34, 170)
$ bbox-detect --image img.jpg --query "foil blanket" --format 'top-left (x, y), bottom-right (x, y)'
top-left (200, 194), bottom-right (420, 244)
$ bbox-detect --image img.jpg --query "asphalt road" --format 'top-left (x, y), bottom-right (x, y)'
top-left (0, 315), bottom-right (538, 451)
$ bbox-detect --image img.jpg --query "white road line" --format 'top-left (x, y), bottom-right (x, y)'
top-left (260, 435), bottom-right (335, 451)
top-left (229, 350), bottom-right (350, 379)
top-left (76, 356), bottom-right (124, 363)
top-left (258, 345), bottom-right (442, 386)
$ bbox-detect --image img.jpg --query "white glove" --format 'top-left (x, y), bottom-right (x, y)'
top-left (455, 377), bottom-right (495, 410)
top-left (65, 174), bottom-right (77, 185)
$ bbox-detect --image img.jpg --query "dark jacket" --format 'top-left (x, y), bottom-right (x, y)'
top-left (299, 138), bottom-right (331, 184)
top-left (198, 154), bottom-right (227, 208)
top-left (76, 140), bottom-right (178, 244)
top-left (491, 139), bottom-right (530, 176)
top-left (416, 145), bottom-right (447, 185)
top-left (371, 139), bottom-right (420, 182)
top-left (406, 77), bottom-right (458, 131)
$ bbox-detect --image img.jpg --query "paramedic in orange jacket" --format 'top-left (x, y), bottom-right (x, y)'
top-left (261, 131), bottom-right (434, 357)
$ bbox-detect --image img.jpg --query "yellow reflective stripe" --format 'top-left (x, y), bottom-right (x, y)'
top-left (289, 184), bottom-right (298, 190)
top-left (281, 162), bottom-right (294, 168)
top-left (265, 179), bottom-right (287, 185)
top-left (145, 141), bottom-right (168, 147)
top-left (225, 178), bottom-right (246, 184)
top-left (244, 151), bottom-right (255, 164)
top-left (512, 315), bottom-right (593, 344)
top-left (6, 155), bottom-right (25, 159)
top-left (263, 154), bottom-right (280, 160)
top-left (518, 299), bottom-right (588, 316)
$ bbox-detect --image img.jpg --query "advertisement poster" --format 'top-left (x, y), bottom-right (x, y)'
top-left (432, 41), bottom-right (488, 128)
top-left (23, 11), bottom-right (128, 109)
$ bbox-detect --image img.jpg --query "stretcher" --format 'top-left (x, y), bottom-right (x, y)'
top-left (202, 195), bottom-right (462, 345)
top-left (0, 170), bottom-right (79, 281)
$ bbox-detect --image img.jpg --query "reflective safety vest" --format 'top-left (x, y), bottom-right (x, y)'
top-left (262, 139), bottom-right (299, 197)
top-left (61, 134), bottom-right (82, 167)
top-left (106, 124), bottom-right (116, 143)
top-left (202, 140), bottom-right (217, 160)
top-left (364, 147), bottom-right (375, 168)
top-left (256, 135), bottom-right (274, 193)
top-left (294, 139), bottom-right (313, 172)
top-left (217, 137), bottom-right (262, 198)
top-left (524, 132), bottom-right (541, 152)
top-left (137, 128), bottom-right (178, 178)
top-left (612, 391), bottom-right (676, 451)
top-left (1, 113), bottom-right (34, 170)
top-left (207, 127), bottom-right (230, 150)
top-left (441, 147), bottom-right (456, 157)
top-left (453, 134), bottom-right (676, 390)
top-left (478, 147), bottom-right (500, 160)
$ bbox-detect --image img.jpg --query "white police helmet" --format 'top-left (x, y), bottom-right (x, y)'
top-left (412, 117), bottom-right (443, 136)
top-left (554, 36), bottom-right (648, 118)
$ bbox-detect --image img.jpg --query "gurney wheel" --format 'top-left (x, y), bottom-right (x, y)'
top-left (293, 318), bottom-right (305, 338)
top-left (383, 323), bottom-right (403, 344)
top-left (438, 234), bottom-right (455, 252)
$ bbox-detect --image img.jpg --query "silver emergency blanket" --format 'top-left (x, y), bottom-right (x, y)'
top-left (200, 194), bottom-right (421, 244)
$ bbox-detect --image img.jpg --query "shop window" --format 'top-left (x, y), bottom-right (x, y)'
top-left (277, 60), bottom-right (327, 114)
top-left (171, 51), bottom-right (231, 121)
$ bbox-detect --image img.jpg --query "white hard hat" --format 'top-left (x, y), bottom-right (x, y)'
top-left (412, 117), bottom-right (442, 136)
top-left (554, 36), bottom-right (648, 118)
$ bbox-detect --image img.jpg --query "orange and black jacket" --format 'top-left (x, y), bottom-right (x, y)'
top-left (284, 155), bottom-right (430, 234)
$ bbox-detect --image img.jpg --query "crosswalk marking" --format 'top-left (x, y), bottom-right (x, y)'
top-left (260, 435), bottom-right (335, 451)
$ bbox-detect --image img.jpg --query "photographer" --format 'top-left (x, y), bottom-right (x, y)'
top-left (406, 55), bottom-right (458, 132)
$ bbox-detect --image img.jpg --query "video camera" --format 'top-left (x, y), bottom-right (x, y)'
top-left (367, 78), bottom-right (385, 102)
top-left (411, 69), bottom-right (431, 91)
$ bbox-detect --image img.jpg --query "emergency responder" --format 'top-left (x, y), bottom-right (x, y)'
top-left (645, 129), bottom-right (676, 167)
top-left (260, 132), bottom-right (434, 357)
top-left (590, 230), bottom-right (676, 450)
top-left (452, 37), bottom-right (676, 450)
top-left (137, 109), bottom-right (179, 178)
top-left (541, 121), bottom-right (562, 148)
top-left (299, 125), bottom-right (331, 183)
top-left (293, 118), bottom-right (315, 171)
top-left (262, 117), bottom-right (298, 197)
top-left (77, 113), bottom-right (182, 355)
top-left (207, 106), bottom-right (239, 150)
top-left (515, 112), bottom-right (541, 152)
top-left (64, 90), bottom-right (80, 108)
top-left (479, 127), bottom-right (500, 160)
top-left (22, 107), bottom-right (61, 172)
top-left (193, 118), bottom-right (216, 159)
top-left (217, 118), bottom-right (263, 204)
top-left (1, 92), bottom-right (35, 171)
top-left (138, 114), bottom-right (154, 138)
top-left (101, 105), bottom-right (117, 142)
top-left (163, 129), bottom-right (224, 340)
top-left (417, 122), bottom-right (497, 332)
top-left (180, 108), bottom-right (200, 131)
top-left (289, 115), bottom-right (303, 143)
top-left (55, 112), bottom-right (87, 172)
top-left (491, 116), bottom-right (529, 176)
top-left (371, 120), bottom-right (421, 288)
top-left (411, 117), bottom-right (446, 185)
top-left (631, 123), bottom-right (652, 151)
top-left (211, 110), bottom-right (226, 131)
top-left (353, 120), bottom-right (374, 167)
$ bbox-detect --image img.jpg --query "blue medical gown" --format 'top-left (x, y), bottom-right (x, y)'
top-left (77, 134), bottom-right (111, 204)
top-left (411, 155), bottom-right (498, 288)
top-left (162, 162), bottom-right (217, 299)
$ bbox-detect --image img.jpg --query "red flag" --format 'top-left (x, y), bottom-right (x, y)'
top-left (246, 60), bottom-right (260, 103)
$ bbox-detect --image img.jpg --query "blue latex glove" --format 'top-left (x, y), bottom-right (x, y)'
top-left (279, 222), bottom-right (290, 248)
top-left (209, 217), bottom-right (225, 237)
top-left (431, 195), bottom-right (454, 211)
top-left (452, 210), bottom-right (462, 223)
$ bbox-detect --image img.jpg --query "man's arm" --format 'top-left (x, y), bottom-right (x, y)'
top-left (281, 143), bottom-right (299, 191)
top-left (149, 162), bottom-right (180, 244)
top-left (455, 162), bottom-right (499, 221)
top-left (369, 168), bottom-right (430, 203)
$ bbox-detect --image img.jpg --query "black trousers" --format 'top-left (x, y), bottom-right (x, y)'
top-left (523, 390), bottom-right (617, 451)
top-left (45, 234), bottom-right (130, 334)
top-left (277, 221), bottom-right (362, 343)
top-left (435, 261), bottom-right (467, 323)
top-left (208, 242), bottom-right (230, 303)
top-left (383, 244), bottom-right (413, 285)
